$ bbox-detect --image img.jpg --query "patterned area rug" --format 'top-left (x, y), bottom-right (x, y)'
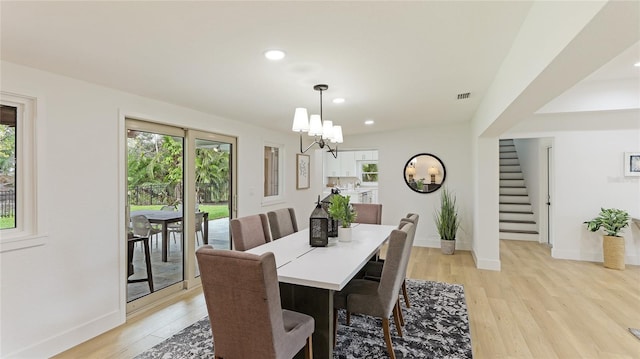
top-left (136, 279), bottom-right (472, 359)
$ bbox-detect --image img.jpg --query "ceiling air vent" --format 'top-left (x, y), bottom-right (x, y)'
top-left (457, 92), bottom-right (471, 100)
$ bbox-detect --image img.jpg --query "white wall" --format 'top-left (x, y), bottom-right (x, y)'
top-left (0, 61), bottom-right (322, 358)
top-left (344, 123), bottom-right (474, 250)
top-left (507, 113), bottom-right (640, 265)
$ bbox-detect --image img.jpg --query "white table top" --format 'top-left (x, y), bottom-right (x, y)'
top-left (246, 223), bottom-right (396, 291)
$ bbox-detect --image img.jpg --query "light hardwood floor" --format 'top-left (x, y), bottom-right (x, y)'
top-left (54, 240), bottom-right (640, 358)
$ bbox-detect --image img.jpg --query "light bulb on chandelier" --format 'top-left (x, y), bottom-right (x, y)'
top-left (292, 84), bottom-right (343, 158)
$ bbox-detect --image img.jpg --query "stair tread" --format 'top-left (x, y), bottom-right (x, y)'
top-left (500, 229), bottom-right (539, 234)
top-left (500, 210), bottom-right (534, 214)
top-left (500, 202), bottom-right (532, 205)
top-left (500, 219), bottom-right (536, 224)
top-left (500, 171), bottom-right (523, 173)
top-left (500, 194), bottom-right (529, 196)
top-left (500, 186), bottom-right (527, 188)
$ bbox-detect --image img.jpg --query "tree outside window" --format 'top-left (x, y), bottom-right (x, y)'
top-left (0, 105), bottom-right (16, 230)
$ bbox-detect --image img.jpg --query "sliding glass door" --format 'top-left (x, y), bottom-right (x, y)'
top-left (125, 120), bottom-right (236, 311)
top-left (188, 130), bottom-right (235, 278)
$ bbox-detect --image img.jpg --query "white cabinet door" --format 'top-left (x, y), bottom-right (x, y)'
top-left (370, 189), bottom-right (378, 203)
top-left (339, 151), bottom-right (356, 177)
top-left (324, 151), bottom-right (340, 177)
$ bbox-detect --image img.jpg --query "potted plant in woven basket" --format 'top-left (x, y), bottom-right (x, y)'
top-left (327, 194), bottom-right (356, 242)
top-left (434, 187), bottom-right (460, 255)
top-left (584, 208), bottom-right (630, 270)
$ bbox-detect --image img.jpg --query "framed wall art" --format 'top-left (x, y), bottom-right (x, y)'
top-left (624, 152), bottom-right (640, 176)
top-left (296, 154), bottom-right (310, 189)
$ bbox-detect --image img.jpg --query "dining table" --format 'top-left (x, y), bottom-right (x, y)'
top-left (130, 210), bottom-right (209, 262)
top-left (246, 223), bottom-right (396, 359)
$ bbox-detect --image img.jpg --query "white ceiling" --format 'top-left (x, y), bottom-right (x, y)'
top-left (1, 1), bottom-right (638, 136)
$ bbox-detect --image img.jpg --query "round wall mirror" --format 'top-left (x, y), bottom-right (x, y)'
top-left (403, 153), bottom-right (446, 193)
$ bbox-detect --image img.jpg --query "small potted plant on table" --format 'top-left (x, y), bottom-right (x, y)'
top-left (328, 194), bottom-right (356, 242)
top-left (584, 207), bottom-right (630, 270)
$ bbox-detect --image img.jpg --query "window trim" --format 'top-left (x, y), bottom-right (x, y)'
top-left (262, 141), bottom-right (285, 206)
top-left (0, 92), bottom-right (43, 252)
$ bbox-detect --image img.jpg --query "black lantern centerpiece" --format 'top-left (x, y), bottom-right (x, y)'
top-left (309, 195), bottom-right (329, 247)
top-left (321, 188), bottom-right (340, 238)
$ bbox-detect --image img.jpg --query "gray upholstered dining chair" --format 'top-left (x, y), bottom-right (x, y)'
top-left (196, 246), bottom-right (315, 359)
top-left (267, 208), bottom-right (299, 240)
top-left (351, 203), bottom-right (382, 224)
top-left (230, 213), bottom-right (272, 251)
top-left (363, 214), bottom-right (419, 310)
top-left (333, 222), bottom-right (414, 359)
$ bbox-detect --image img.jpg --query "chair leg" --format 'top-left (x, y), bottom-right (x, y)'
top-left (305, 335), bottom-right (313, 359)
top-left (346, 311), bottom-right (351, 326)
top-left (393, 302), bottom-right (403, 337)
top-left (142, 238), bottom-right (154, 292)
top-left (402, 279), bottom-right (410, 307)
top-left (396, 297), bottom-right (405, 327)
top-left (382, 318), bottom-right (397, 359)
top-left (333, 308), bottom-right (338, 349)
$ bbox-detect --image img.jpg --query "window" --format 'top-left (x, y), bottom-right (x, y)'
top-left (0, 93), bottom-right (39, 252)
top-left (0, 106), bottom-right (16, 230)
top-left (359, 162), bottom-right (379, 185)
top-left (263, 143), bottom-right (284, 203)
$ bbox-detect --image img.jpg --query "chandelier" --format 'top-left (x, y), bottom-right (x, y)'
top-left (292, 84), bottom-right (343, 158)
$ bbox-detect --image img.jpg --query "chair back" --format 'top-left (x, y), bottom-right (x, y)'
top-left (131, 215), bottom-right (152, 238)
top-left (267, 208), bottom-right (299, 240)
top-left (377, 223), bottom-right (414, 316)
top-left (400, 213), bottom-right (419, 246)
top-left (403, 213), bottom-right (419, 226)
top-left (195, 247), bottom-right (286, 358)
top-left (230, 213), bottom-right (272, 251)
top-left (352, 203), bottom-right (382, 224)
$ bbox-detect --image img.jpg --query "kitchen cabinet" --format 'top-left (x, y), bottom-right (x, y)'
top-left (324, 152), bottom-right (341, 177)
top-left (370, 189), bottom-right (378, 203)
top-left (354, 150), bottom-right (378, 161)
top-left (325, 151), bottom-right (356, 177)
top-left (340, 151), bottom-right (356, 177)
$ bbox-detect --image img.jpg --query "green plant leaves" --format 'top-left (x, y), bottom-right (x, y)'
top-left (434, 187), bottom-right (460, 240)
top-left (327, 194), bottom-right (356, 227)
top-left (584, 207), bottom-right (630, 237)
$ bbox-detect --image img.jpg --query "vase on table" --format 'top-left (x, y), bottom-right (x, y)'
top-left (338, 227), bottom-right (352, 242)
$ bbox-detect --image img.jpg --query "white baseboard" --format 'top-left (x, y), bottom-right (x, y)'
top-left (413, 237), bottom-right (501, 270)
top-left (471, 250), bottom-right (501, 271)
top-left (5, 310), bottom-right (123, 358)
top-left (413, 238), bottom-right (471, 251)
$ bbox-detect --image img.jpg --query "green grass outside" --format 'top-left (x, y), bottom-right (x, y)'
top-left (0, 216), bottom-right (15, 230)
top-left (0, 204), bottom-right (229, 230)
top-left (130, 204), bottom-right (229, 220)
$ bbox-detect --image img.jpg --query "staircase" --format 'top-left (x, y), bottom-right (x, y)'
top-left (499, 139), bottom-right (539, 241)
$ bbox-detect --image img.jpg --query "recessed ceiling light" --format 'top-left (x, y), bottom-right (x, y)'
top-left (634, 61), bottom-right (640, 67)
top-left (364, 120), bottom-right (374, 125)
top-left (264, 50), bottom-right (285, 61)
top-left (332, 98), bottom-right (345, 104)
